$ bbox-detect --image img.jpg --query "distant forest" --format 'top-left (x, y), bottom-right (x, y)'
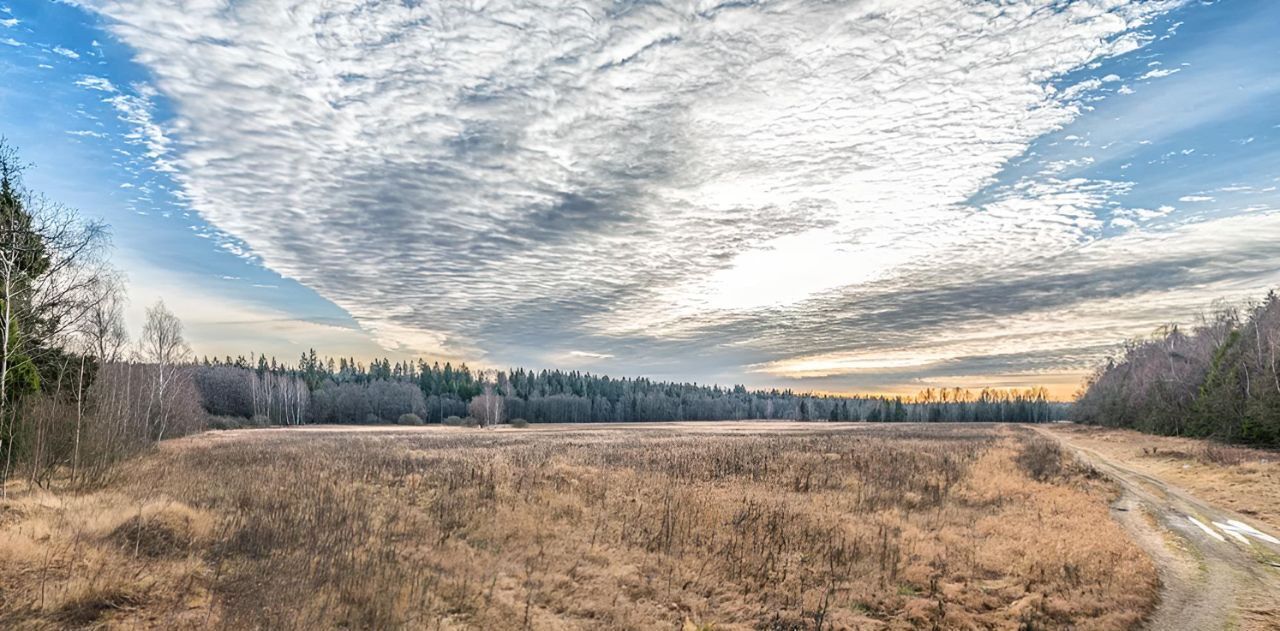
top-left (1075, 289), bottom-right (1280, 447)
top-left (192, 352), bottom-right (1067, 426)
top-left (0, 137), bottom-right (1066, 491)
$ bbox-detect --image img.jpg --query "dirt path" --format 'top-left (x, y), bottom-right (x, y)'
top-left (1035, 427), bottom-right (1280, 630)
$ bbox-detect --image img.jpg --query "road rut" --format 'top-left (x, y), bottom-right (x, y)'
top-left (1036, 427), bottom-right (1280, 630)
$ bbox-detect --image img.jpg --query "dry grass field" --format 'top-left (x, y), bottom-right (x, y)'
top-left (1044, 423), bottom-right (1280, 533)
top-left (0, 423), bottom-right (1156, 630)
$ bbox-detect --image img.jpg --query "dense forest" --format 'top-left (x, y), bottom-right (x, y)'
top-left (1075, 290), bottom-right (1280, 446)
top-left (192, 352), bottom-right (1066, 426)
top-left (0, 138), bottom-right (1066, 490)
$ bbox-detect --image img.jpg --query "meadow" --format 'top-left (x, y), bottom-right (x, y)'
top-left (0, 423), bottom-right (1155, 630)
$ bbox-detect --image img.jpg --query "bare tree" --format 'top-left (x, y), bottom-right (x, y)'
top-left (81, 271), bottom-right (129, 364)
top-left (248, 369), bottom-right (310, 425)
top-left (139, 299), bottom-right (191, 441)
top-left (468, 371), bottom-right (504, 428)
top-left (52, 272), bottom-right (128, 484)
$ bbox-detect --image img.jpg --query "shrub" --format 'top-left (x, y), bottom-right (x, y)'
top-left (1195, 444), bottom-right (1257, 466)
top-left (443, 415), bottom-right (463, 427)
top-left (205, 415), bottom-right (239, 431)
top-left (364, 413), bottom-right (382, 424)
top-left (509, 418), bottom-right (529, 428)
top-left (250, 414), bottom-right (272, 427)
top-left (397, 413), bottom-right (423, 426)
top-left (462, 416), bottom-right (480, 428)
top-left (1017, 437), bottom-right (1063, 482)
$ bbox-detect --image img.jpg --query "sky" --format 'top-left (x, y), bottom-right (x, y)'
top-left (1, 0), bottom-right (1278, 399)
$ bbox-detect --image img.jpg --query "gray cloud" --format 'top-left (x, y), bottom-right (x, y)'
top-left (71, 0), bottom-right (1273, 395)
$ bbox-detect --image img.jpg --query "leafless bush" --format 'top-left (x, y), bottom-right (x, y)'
top-left (6, 361), bottom-right (205, 488)
top-left (1195, 444), bottom-right (1260, 466)
top-left (1016, 437), bottom-right (1064, 482)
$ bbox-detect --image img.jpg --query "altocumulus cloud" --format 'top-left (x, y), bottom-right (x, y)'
top-left (68, 0), bottom-right (1280, 393)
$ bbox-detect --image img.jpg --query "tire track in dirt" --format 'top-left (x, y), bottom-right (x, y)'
top-left (1035, 427), bottom-right (1280, 631)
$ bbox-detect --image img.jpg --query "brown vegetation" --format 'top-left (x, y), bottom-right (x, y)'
top-left (1045, 423), bottom-right (1280, 532)
top-left (0, 424), bottom-right (1155, 629)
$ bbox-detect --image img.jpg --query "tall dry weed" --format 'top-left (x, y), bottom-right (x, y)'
top-left (0, 425), bottom-right (1155, 629)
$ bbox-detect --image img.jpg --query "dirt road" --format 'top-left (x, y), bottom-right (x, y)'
top-left (1036, 427), bottom-right (1280, 630)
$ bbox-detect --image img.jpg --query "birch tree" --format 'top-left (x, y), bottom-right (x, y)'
top-left (468, 371), bottom-right (504, 427)
top-left (139, 300), bottom-right (190, 441)
top-left (81, 272), bottom-right (129, 364)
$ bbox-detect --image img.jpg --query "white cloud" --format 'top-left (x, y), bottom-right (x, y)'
top-left (104, 85), bottom-right (173, 172)
top-left (75, 75), bottom-right (117, 93)
top-left (72, 0), bottom-right (1214, 386)
top-left (756, 211), bottom-right (1280, 380)
top-left (51, 45), bottom-right (80, 59)
top-left (1178, 195), bottom-right (1215, 202)
top-left (1138, 67), bottom-right (1180, 80)
top-left (569, 350), bottom-right (614, 360)
top-left (1127, 206), bottom-right (1174, 220)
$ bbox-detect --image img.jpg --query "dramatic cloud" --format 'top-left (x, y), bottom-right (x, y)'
top-left (66, 0), bottom-right (1280, 394)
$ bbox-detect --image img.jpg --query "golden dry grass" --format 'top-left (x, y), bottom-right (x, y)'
top-left (0, 424), bottom-right (1155, 629)
top-left (1044, 423), bottom-right (1280, 533)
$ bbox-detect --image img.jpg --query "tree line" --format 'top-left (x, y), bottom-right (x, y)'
top-left (192, 354), bottom-right (1067, 426)
top-left (1075, 290), bottom-right (1280, 446)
